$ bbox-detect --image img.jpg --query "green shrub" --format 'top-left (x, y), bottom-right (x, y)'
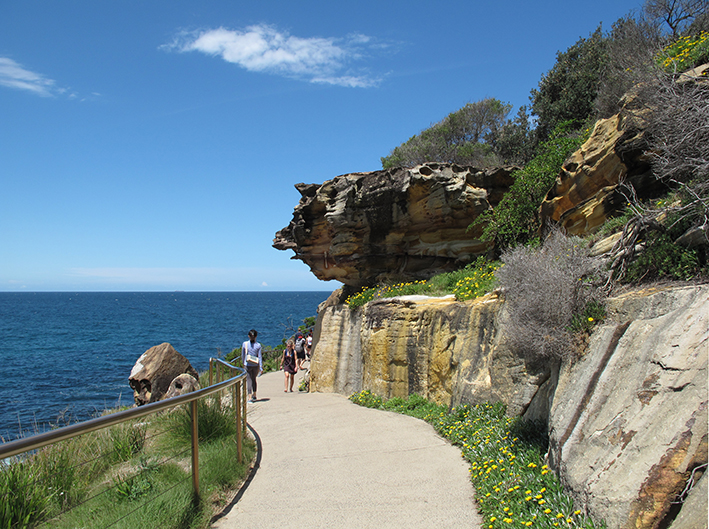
top-left (657, 31), bottom-right (709, 72)
top-left (0, 460), bottom-right (51, 528)
top-left (381, 98), bottom-right (511, 169)
top-left (569, 300), bottom-right (607, 334)
top-left (298, 377), bottom-right (309, 392)
top-left (625, 233), bottom-right (703, 282)
top-left (105, 421), bottom-right (147, 464)
top-left (345, 259), bottom-right (501, 309)
top-left (199, 437), bottom-right (254, 492)
top-left (348, 390), bottom-right (384, 409)
top-left (451, 258), bottom-right (500, 301)
top-left (168, 398), bottom-right (239, 445)
top-left (113, 458), bottom-right (158, 502)
top-left (474, 123), bottom-right (588, 249)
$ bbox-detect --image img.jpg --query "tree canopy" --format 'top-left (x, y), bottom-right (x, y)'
top-left (529, 26), bottom-right (609, 142)
top-left (381, 98), bottom-right (511, 169)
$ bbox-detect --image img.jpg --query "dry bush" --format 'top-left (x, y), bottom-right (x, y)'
top-left (497, 230), bottom-right (603, 361)
top-left (608, 69), bottom-right (709, 281)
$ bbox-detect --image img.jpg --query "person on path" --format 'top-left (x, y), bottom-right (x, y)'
top-left (280, 339), bottom-right (298, 392)
top-left (242, 329), bottom-right (263, 402)
top-left (305, 330), bottom-right (313, 360)
top-left (294, 332), bottom-right (307, 370)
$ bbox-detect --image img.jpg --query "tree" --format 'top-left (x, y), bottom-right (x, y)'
top-left (381, 98), bottom-right (512, 169)
top-left (595, 15), bottom-right (663, 118)
top-left (472, 122), bottom-right (587, 249)
top-left (530, 26), bottom-right (609, 141)
top-left (488, 106), bottom-right (537, 165)
top-left (644, 0), bottom-right (709, 38)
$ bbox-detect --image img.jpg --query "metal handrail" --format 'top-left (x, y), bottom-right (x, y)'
top-left (0, 358), bottom-right (247, 501)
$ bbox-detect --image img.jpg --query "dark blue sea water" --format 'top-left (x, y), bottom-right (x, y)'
top-left (0, 291), bottom-right (331, 440)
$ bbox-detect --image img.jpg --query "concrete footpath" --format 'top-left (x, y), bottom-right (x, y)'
top-left (211, 367), bottom-right (481, 529)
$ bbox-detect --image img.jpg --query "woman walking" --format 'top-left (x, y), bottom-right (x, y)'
top-left (242, 329), bottom-right (262, 402)
top-left (281, 339), bottom-right (298, 392)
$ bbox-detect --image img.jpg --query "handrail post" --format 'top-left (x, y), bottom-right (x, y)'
top-left (209, 359), bottom-right (214, 387)
top-left (234, 373), bottom-right (243, 463)
top-left (190, 400), bottom-right (199, 501)
top-left (242, 378), bottom-right (247, 436)
top-left (215, 363), bottom-right (222, 410)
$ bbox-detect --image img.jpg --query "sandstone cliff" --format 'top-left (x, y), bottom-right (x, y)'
top-left (273, 163), bottom-right (516, 288)
top-left (309, 284), bottom-right (708, 529)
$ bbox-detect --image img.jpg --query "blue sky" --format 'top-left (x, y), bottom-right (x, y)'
top-left (1, 0), bottom-right (642, 292)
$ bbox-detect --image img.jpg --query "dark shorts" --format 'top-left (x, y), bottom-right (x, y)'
top-left (296, 351), bottom-right (306, 360)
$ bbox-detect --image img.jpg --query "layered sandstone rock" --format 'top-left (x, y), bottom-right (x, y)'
top-left (129, 343), bottom-right (199, 405)
top-left (310, 292), bottom-right (551, 416)
top-left (273, 163), bottom-right (516, 287)
top-left (548, 285), bottom-right (708, 529)
top-left (538, 111), bottom-right (663, 236)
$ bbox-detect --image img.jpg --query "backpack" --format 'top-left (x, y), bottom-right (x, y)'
top-left (295, 337), bottom-right (305, 353)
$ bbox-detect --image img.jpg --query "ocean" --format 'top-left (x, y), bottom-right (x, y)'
top-left (0, 291), bottom-right (332, 440)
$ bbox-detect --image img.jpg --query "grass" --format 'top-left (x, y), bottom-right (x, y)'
top-left (345, 257), bottom-right (501, 308)
top-left (1, 393), bottom-right (253, 529)
top-left (349, 391), bottom-right (604, 529)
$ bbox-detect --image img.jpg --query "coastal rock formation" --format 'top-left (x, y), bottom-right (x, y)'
top-left (309, 284), bottom-right (708, 529)
top-left (548, 285), bottom-right (708, 529)
top-left (273, 163), bottom-right (516, 288)
top-left (538, 110), bottom-right (664, 236)
top-left (311, 292), bottom-right (551, 416)
top-left (129, 343), bottom-right (199, 405)
top-left (164, 373), bottom-right (200, 400)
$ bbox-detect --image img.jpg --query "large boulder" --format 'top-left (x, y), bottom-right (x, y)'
top-left (164, 373), bottom-right (200, 400)
top-left (129, 343), bottom-right (199, 405)
top-left (273, 163), bottom-right (517, 288)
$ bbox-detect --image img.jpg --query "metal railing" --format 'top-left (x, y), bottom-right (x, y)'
top-left (0, 357), bottom-right (247, 500)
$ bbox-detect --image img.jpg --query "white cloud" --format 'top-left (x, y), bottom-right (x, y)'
top-left (163, 24), bottom-right (381, 88)
top-left (0, 57), bottom-right (57, 96)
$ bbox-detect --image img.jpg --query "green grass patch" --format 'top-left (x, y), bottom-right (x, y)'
top-left (1, 395), bottom-right (253, 529)
top-left (349, 391), bottom-right (604, 529)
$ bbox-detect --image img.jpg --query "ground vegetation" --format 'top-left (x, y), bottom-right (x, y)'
top-left (0, 397), bottom-right (254, 529)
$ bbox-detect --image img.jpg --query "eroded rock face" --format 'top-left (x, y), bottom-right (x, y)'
top-left (549, 285), bottom-right (708, 529)
top-left (129, 343), bottom-right (199, 405)
top-left (310, 292), bottom-right (551, 416)
top-left (539, 110), bottom-right (665, 236)
top-left (273, 163), bottom-right (517, 288)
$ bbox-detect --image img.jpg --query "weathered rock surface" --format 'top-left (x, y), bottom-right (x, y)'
top-left (549, 285), bottom-right (708, 529)
top-left (273, 163), bottom-right (517, 287)
top-left (539, 111), bottom-right (664, 236)
top-left (309, 284), bottom-right (708, 529)
top-left (311, 292), bottom-right (552, 416)
top-left (129, 343), bottom-right (199, 405)
top-left (164, 373), bottom-right (200, 400)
